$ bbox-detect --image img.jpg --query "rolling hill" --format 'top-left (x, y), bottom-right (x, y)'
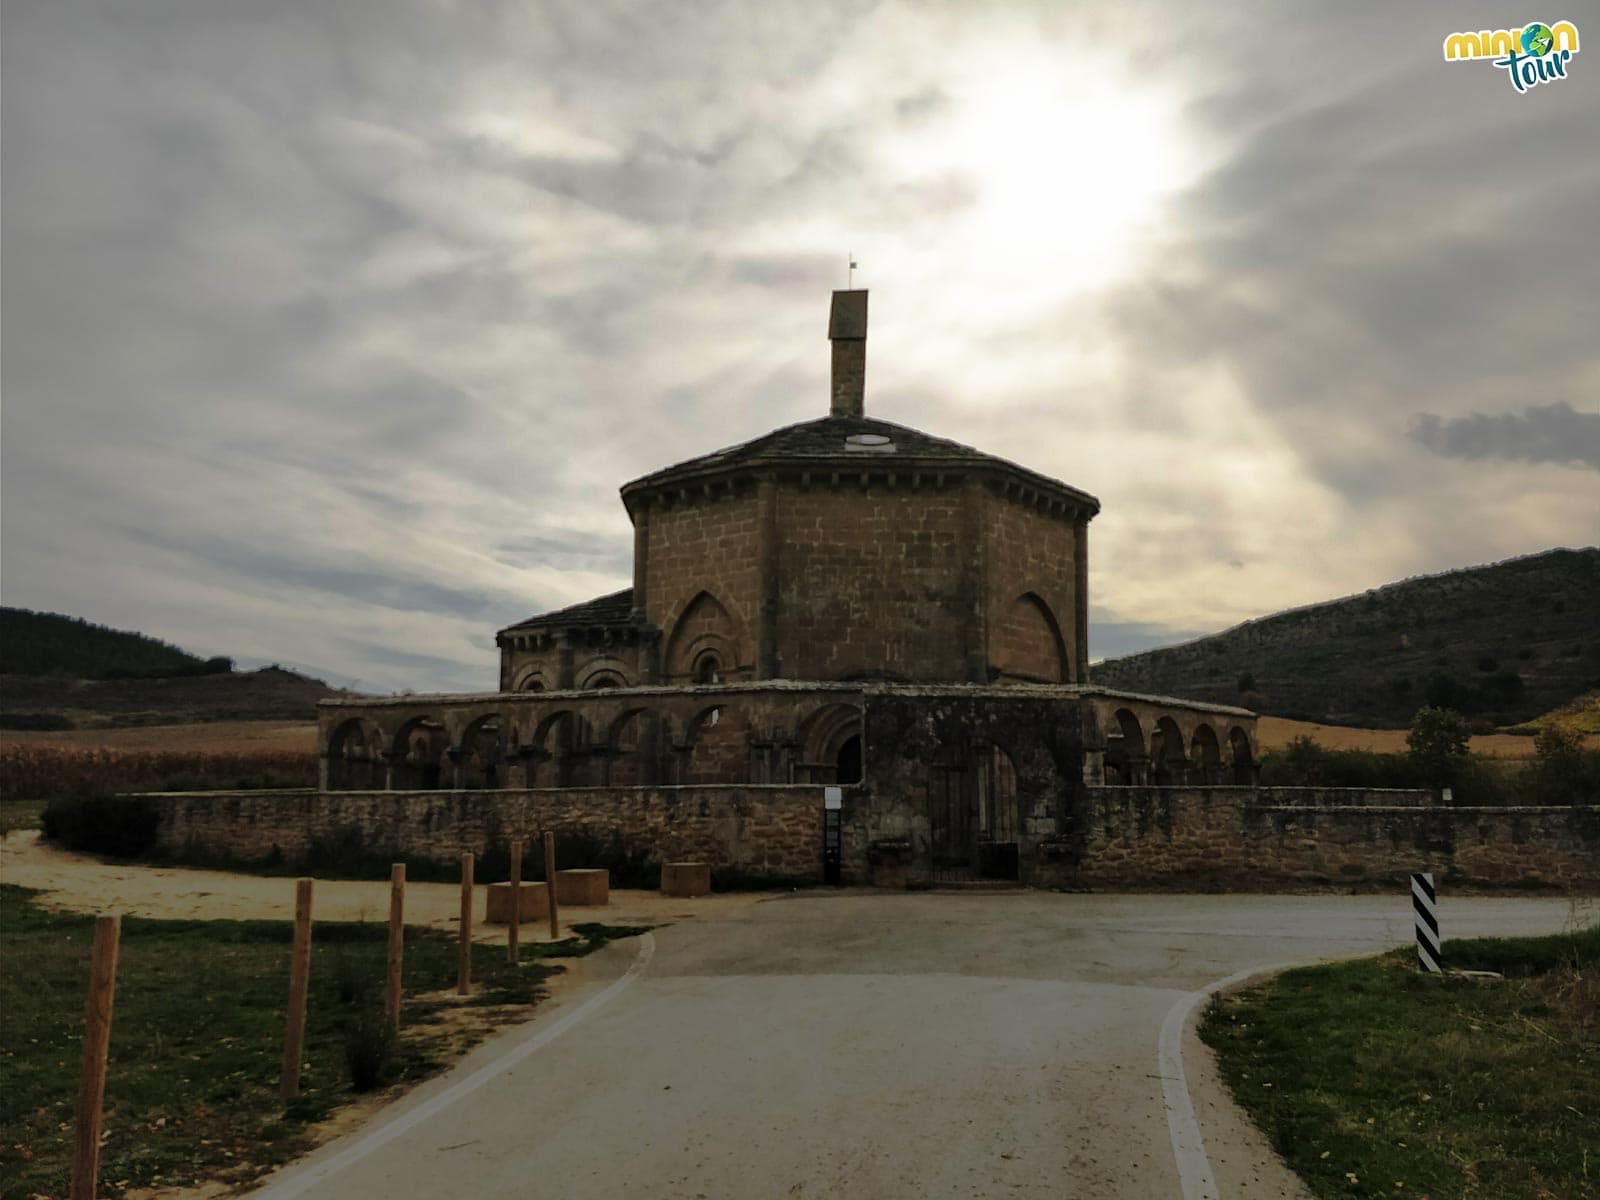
top-left (1091, 548), bottom-right (1600, 728)
top-left (0, 607), bottom-right (347, 728)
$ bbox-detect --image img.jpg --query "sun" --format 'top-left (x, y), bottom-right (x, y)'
top-left (886, 53), bottom-right (1197, 304)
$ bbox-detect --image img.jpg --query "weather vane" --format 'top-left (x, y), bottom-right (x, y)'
top-left (848, 253), bottom-right (857, 289)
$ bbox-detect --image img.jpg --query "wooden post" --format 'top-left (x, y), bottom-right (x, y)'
top-left (508, 839), bottom-right (523, 963)
top-left (457, 852), bottom-right (474, 996)
top-left (544, 830), bottom-right (560, 941)
top-left (385, 863), bottom-right (405, 1031)
top-left (69, 914), bottom-right (121, 1200)
top-left (279, 878), bottom-right (313, 1100)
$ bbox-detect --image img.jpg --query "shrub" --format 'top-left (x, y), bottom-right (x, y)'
top-left (0, 712), bottom-right (76, 731)
top-left (41, 789), bottom-right (161, 857)
top-left (1407, 706), bottom-right (1471, 792)
top-left (343, 1010), bottom-right (395, 1092)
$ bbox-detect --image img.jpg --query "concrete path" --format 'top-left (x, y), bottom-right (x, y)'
top-left (247, 891), bottom-right (1591, 1200)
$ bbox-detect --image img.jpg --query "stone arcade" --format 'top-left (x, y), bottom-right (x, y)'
top-left (318, 292), bottom-right (1258, 884)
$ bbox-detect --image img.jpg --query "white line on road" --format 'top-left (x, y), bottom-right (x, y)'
top-left (250, 932), bottom-right (656, 1200)
top-left (1160, 961), bottom-right (1297, 1200)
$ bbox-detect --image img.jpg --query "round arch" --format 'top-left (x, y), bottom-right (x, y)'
top-left (327, 718), bottom-right (382, 791)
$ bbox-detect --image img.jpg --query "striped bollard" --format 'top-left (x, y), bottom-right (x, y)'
top-left (1411, 872), bottom-right (1442, 974)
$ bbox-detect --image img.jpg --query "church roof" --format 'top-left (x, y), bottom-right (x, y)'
top-left (499, 588), bottom-right (635, 635)
top-left (621, 415), bottom-right (1100, 511)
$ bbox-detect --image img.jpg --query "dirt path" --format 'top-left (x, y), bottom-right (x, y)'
top-left (0, 830), bottom-right (768, 937)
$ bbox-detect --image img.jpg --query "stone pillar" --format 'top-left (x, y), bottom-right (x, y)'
top-left (318, 753), bottom-right (330, 792)
top-left (447, 748), bottom-right (464, 790)
top-left (961, 476), bottom-right (989, 682)
top-left (757, 476), bottom-right (780, 678)
top-left (382, 754), bottom-right (395, 792)
top-left (631, 503), bottom-right (650, 620)
top-left (1082, 749), bottom-right (1106, 786)
top-left (1074, 518), bottom-right (1090, 683)
top-left (556, 633), bottom-right (576, 690)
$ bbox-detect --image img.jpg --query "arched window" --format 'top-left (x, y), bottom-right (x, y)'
top-left (693, 652), bottom-right (721, 684)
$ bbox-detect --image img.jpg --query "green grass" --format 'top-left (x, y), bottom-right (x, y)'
top-left (1200, 926), bottom-right (1600, 1199)
top-left (0, 796), bottom-right (47, 836)
top-left (0, 885), bottom-right (651, 1198)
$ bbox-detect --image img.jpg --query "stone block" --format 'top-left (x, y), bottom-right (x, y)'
top-left (661, 861), bottom-right (711, 898)
top-left (555, 868), bottom-right (610, 906)
top-left (485, 881), bottom-right (550, 924)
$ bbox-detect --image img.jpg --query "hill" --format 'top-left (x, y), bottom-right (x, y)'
top-left (0, 607), bottom-right (229, 678)
top-left (1091, 548), bottom-right (1600, 728)
top-left (0, 666), bottom-right (346, 729)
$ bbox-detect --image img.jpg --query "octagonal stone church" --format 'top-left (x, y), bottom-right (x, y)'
top-left (319, 292), bottom-right (1257, 885)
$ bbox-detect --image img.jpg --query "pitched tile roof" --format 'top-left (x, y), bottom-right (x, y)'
top-left (499, 588), bottom-right (635, 635)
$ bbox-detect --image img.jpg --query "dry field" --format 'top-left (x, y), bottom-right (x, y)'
top-left (1257, 715), bottom-right (1600, 758)
top-left (1, 718), bottom-right (315, 753)
top-left (0, 721), bottom-right (318, 805)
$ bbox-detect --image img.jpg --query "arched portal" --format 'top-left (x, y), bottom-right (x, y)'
top-left (1190, 724), bottom-right (1222, 785)
top-left (1151, 716), bottom-right (1188, 785)
top-left (327, 719), bottom-right (382, 790)
top-left (392, 717), bottom-right (449, 790)
top-left (459, 715), bottom-right (503, 790)
top-left (606, 708), bottom-right (670, 786)
top-left (664, 591), bottom-right (741, 683)
top-left (1104, 708), bottom-right (1147, 785)
top-left (1228, 726), bottom-right (1255, 785)
top-left (835, 736), bottom-right (862, 786)
top-left (990, 592), bottom-right (1069, 683)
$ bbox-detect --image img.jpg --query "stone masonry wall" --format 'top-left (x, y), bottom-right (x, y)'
top-left (982, 490), bottom-right (1079, 682)
top-left (1039, 787), bottom-right (1600, 890)
top-left (648, 490), bottom-right (763, 677)
top-left (775, 484), bottom-right (971, 682)
top-left (150, 786), bottom-right (826, 879)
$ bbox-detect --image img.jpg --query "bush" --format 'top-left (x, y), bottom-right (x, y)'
top-left (343, 1010), bottom-right (395, 1092)
top-left (0, 712), bottom-right (75, 731)
top-left (41, 789), bottom-right (161, 857)
top-left (1407, 706), bottom-right (1471, 791)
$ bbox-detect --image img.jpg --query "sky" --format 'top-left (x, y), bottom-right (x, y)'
top-left (3, 1), bottom-right (1597, 694)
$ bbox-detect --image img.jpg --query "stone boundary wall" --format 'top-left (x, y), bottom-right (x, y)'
top-left (1047, 787), bottom-right (1600, 890)
top-left (146, 786), bottom-right (825, 879)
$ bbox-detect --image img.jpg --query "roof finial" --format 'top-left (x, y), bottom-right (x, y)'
top-left (847, 252), bottom-right (857, 289)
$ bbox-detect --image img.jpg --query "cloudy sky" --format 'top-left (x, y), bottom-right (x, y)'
top-left (3, 1), bottom-right (1597, 694)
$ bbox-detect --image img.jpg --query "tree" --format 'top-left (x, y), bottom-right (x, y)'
top-left (1529, 723), bottom-right (1591, 805)
top-left (1406, 706), bottom-right (1470, 795)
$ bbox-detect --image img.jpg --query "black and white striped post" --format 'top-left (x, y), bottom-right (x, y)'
top-left (1412, 871), bottom-right (1442, 974)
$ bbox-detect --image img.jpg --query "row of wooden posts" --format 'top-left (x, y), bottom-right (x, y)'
top-left (68, 833), bottom-right (562, 1200)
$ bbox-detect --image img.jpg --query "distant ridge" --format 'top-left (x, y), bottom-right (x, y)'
top-left (0, 607), bottom-right (348, 728)
top-left (0, 607), bottom-right (226, 679)
top-left (1091, 548), bottom-right (1600, 728)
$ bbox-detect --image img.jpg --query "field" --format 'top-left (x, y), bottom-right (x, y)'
top-left (0, 722), bottom-right (319, 833)
top-left (1256, 716), bottom-right (1594, 759)
top-left (0, 881), bottom-right (648, 1199)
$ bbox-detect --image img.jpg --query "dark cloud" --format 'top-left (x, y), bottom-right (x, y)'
top-left (1409, 403), bottom-right (1600, 472)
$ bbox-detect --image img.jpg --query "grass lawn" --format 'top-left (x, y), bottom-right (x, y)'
top-left (1201, 924), bottom-right (1600, 1200)
top-left (0, 885), bottom-right (649, 1198)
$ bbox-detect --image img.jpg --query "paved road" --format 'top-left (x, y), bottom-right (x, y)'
top-left (250, 891), bottom-right (1589, 1200)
